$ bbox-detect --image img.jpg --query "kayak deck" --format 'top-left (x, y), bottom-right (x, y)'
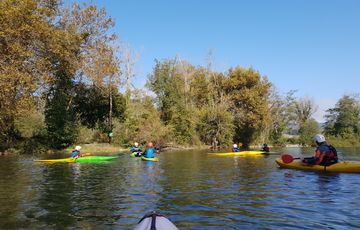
top-left (209, 151), bottom-right (269, 156)
top-left (275, 158), bottom-right (360, 173)
top-left (35, 156), bottom-right (118, 163)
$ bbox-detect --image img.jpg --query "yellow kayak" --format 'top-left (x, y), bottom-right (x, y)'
top-left (209, 151), bottom-right (268, 156)
top-left (141, 156), bottom-right (159, 162)
top-left (275, 158), bottom-right (360, 173)
top-left (35, 157), bottom-right (75, 163)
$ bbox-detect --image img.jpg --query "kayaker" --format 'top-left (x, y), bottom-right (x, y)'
top-left (130, 142), bottom-right (142, 157)
top-left (71, 146), bottom-right (82, 158)
top-left (302, 134), bottom-right (338, 166)
top-left (143, 142), bottom-right (155, 158)
top-left (232, 144), bottom-right (240, 152)
top-left (262, 143), bottom-right (270, 152)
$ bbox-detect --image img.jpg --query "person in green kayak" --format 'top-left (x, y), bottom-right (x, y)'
top-left (262, 143), bottom-right (270, 153)
top-left (71, 146), bottom-right (82, 158)
top-left (232, 144), bottom-right (240, 152)
top-left (130, 142), bottom-right (142, 157)
top-left (143, 142), bottom-right (155, 158)
top-left (302, 134), bottom-right (338, 166)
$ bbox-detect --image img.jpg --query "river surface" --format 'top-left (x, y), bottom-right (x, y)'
top-left (1, 147), bottom-right (360, 229)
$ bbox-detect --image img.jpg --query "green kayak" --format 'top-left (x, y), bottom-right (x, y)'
top-left (35, 156), bottom-right (118, 163)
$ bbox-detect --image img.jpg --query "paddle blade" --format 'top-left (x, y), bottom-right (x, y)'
top-left (281, 154), bottom-right (294, 164)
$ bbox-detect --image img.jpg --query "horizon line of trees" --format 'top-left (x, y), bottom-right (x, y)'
top-left (1, 0), bottom-right (359, 153)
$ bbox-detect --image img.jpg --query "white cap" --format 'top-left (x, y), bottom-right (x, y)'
top-left (233, 144), bottom-right (238, 148)
top-left (314, 134), bottom-right (326, 143)
top-left (134, 142), bottom-right (139, 147)
top-left (75, 146), bottom-right (81, 151)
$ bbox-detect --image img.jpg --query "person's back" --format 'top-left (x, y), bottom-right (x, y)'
top-left (315, 143), bottom-right (338, 165)
top-left (302, 134), bottom-right (338, 166)
top-left (71, 146), bottom-right (82, 158)
top-left (144, 142), bottom-right (155, 158)
top-left (232, 144), bottom-right (240, 152)
top-left (262, 144), bottom-right (270, 153)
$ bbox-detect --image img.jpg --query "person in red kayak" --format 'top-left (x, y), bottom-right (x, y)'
top-left (302, 134), bottom-right (338, 166)
top-left (71, 146), bottom-right (82, 158)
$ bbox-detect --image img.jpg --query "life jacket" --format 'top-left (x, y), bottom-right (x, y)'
top-left (131, 146), bottom-right (142, 153)
top-left (232, 148), bottom-right (240, 152)
top-left (71, 150), bottom-right (80, 158)
top-left (145, 148), bottom-right (155, 158)
top-left (315, 144), bottom-right (338, 166)
top-left (262, 146), bottom-right (270, 152)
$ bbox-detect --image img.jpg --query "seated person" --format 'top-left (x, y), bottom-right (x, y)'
top-left (143, 142), bottom-right (155, 158)
top-left (232, 144), bottom-right (240, 152)
top-left (262, 143), bottom-right (270, 152)
top-left (302, 134), bottom-right (338, 166)
top-left (71, 146), bottom-right (82, 158)
top-left (130, 142), bottom-right (142, 156)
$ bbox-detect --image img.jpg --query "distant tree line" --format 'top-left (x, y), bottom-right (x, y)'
top-left (1, 0), bottom-right (359, 153)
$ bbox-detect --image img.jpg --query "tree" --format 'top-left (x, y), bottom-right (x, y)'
top-left (197, 105), bottom-right (234, 147)
top-left (147, 59), bottom-right (197, 144)
top-left (73, 84), bottom-right (125, 129)
top-left (298, 119), bottom-right (320, 146)
top-left (294, 97), bottom-right (318, 125)
top-left (0, 0), bottom-right (59, 148)
top-left (324, 95), bottom-right (360, 137)
top-left (223, 67), bottom-right (271, 148)
top-left (120, 91), bottom-right (173, 146)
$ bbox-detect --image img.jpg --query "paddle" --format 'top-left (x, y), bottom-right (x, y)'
top-left (281, 154), bottom-right (301, 164)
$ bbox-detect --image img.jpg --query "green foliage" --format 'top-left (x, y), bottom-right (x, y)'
top-left (147, 59), bottom-right (197, 144)
top-left (14, 111), bottom-right (46, 139)
top-left (45, 75), bottom-right (78, 149)
top-left (224, 67), bottom-right (271, 148)
top-left (73, 84), bottom-right (126, 129)
top-left (120, 91), bottom-right (174, 146)
top-left (324, 95), bottom-right (360, 137)
top-left (197, 106), bottom-right (234, 146)
top-left (298, 119), bottom-right (320, 146)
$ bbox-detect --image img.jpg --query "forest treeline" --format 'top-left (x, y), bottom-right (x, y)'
top-left (1, 0), bottom-right (359, 153)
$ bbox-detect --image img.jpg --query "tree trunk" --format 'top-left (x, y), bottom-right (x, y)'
top-left (109, 88), bottom-right (112, 144)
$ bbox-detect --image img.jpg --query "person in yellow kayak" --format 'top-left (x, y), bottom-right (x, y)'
top-left (232, 144), bottom-right (240, 152)
top-left (302, 134), bottom-right (338, 166)
top-left (71, 146), bottom-right (82, 158)
top-left (130, 142), bottom-right (142, 157)
top-left (262, 143), bottom-right (270, 153)
top-left (143, 142), bottom-right (156, 158)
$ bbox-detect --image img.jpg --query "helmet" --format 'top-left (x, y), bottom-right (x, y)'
top-left (147, 142), bottom-right (153, 147)
top-left (314, 134), bottom-right (326, 143)
top-left (134, 142), bottom-right (139, 147)
top-left (233, 144), bottom-right (238, 148)
top-left (75, 146), bottom-right (81, 151)
top-left (263, 143), bottom-right (268, 147)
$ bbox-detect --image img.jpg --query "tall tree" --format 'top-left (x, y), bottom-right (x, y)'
top-left (223, 67), bottom-right (271, 148)
top-left (0, 0), bottom-right (59, 148)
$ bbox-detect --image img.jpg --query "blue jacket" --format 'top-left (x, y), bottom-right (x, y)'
top-left (130, 146), bottom-right (142, 153)
top-left (144, 148), bottom-right (155, 158)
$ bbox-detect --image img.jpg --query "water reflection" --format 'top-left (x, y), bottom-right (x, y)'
top-left (1, 148), bottom-right (360, 229)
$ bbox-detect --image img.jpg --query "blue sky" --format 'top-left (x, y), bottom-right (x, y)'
top-left (82, 0), bottom-right (359, 122)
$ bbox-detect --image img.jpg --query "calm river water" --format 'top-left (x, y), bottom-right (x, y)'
top-left (1, 147), bottom-right (360, 229)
